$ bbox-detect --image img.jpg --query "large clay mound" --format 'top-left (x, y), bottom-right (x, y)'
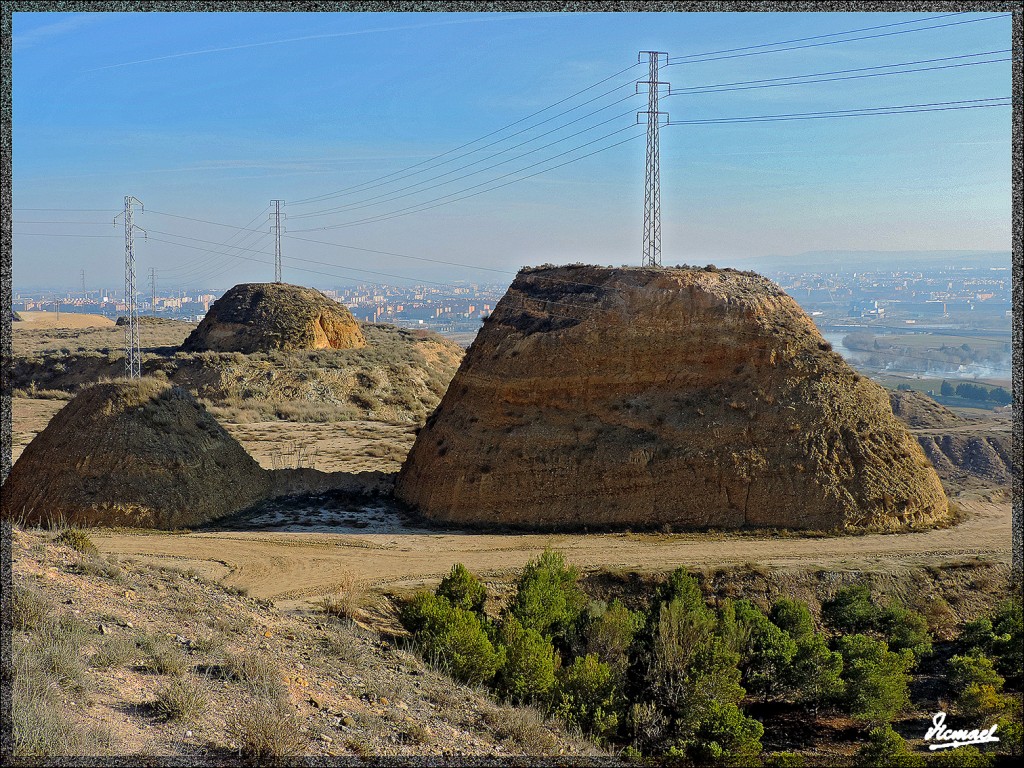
top-left (395, 265), bottom-right (949, 532)
top-left (1, 379), bottom-right (272, 528)
top-left (181, 282), bottom-right (365, 353)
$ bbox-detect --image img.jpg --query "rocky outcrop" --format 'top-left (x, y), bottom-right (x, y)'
top-left (395, 265), bottom-right (949, 532)
top-left (181, 283), bottom-right (365, 353)
top-left (1, 379), bottom-right (272, 528)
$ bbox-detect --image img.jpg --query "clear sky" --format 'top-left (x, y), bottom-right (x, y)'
top-left (10, 9), bottom-right (1013, 292)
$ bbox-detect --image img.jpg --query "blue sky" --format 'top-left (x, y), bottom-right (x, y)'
top-left (11, 10), bottom-right (1013, 291)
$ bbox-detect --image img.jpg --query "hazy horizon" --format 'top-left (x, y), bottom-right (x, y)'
top-left (12, 10), bottom-right (1012, 290)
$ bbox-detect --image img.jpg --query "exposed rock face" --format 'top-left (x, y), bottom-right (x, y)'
top-left (1, 379), bottom-right (272, 528)
top-left (181, 283), bottom-right (365, 353)
top-left (395, 265), bottom-right (949, 532)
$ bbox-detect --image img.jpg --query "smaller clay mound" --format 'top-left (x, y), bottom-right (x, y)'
top-left (889, 390), bottom-right (961, 429)
top-left (181, 283), bottom-right (365, 353)
top-left (1, 379), bottom-right (272, 529)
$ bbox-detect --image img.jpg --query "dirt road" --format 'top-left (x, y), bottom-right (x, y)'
top-left (90, 496), bottom-right (1010, 611)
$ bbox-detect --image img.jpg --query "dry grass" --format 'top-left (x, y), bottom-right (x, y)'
top-left (13, 583), bottom-right (53, 631)
top-left (153, 677), bottom-right (209, 722)
top-left (137, 634), bottom-right (188, 676)
top-left (221, 651), bottom-right (284, 697)
top-left (318, 572), bottom-right (363, 622)
top-left (226, 697), bottom-right (308, 763)
top-left (483, 705), bottom-right (560, 754)
top-left (90, 635), bottom-right (139, 670)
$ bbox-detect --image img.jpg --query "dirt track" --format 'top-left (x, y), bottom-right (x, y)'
top-left (90, 496), bottom-right (1011, 612)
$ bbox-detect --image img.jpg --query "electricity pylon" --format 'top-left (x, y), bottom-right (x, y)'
top-left (637, 51), bottom-right (670, 268)
top-left (115, 196), bottom-right (145, 379)
top-left (270, 200), bottom-right (285, 283)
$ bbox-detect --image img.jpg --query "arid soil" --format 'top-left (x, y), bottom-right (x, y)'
top-left (87, 495), bottom-right (1010, 615)
top-left (13, 311), bottom-right (115, 329)
top-left (11, 527), bottom-right (600, 760)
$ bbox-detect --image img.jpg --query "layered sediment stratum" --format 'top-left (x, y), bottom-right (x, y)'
top-left (395, 265), bottom-right (948, 532)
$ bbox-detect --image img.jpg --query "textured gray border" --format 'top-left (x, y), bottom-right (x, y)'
top-left (0, 1), bottom-right (1019, 764)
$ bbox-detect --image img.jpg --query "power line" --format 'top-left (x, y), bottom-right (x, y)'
top-left (289, 104), bottom-right (638, 221)
top-left (666, 13), bottom-right (1010, 66)
top-left (288, 61), bottom-right (644, 206)
top-left (665, 97), bottom-right (1010, 126)
top-left (667, 52), bottom-right (1012, 99)
top-left (666, 13), bottom-right (967, 62)
top-left (291, 123), bottom-right (646, 232)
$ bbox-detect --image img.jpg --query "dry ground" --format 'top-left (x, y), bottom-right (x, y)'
top-left (87, 496), bottom-right (1010, 615)
top-left (14, 311), bottom-right (115, 329)
top-left (10, 527), bottom-right (600, 760)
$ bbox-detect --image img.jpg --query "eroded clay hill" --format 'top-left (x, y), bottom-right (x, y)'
top-left (396, 265), bottom-right (949, 532)
top-left (1, 379), bottom-right (272, 528)
top-left (181, 282), bottom-right (365, 353)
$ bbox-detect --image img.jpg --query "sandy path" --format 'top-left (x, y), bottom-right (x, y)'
top-left (90, 497), bottom-right (1010, 610)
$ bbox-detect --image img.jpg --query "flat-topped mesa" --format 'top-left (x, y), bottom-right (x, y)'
top-left (395, 264), bottom-right (949, 532)
top-left (181, 282), bottom-right (365, 353)
top-left (0, 379), bottom-right (272, 529)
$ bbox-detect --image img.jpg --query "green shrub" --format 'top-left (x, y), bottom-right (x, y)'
top-left (680, 698), bottom-right (764, 765)
top-left (510, 549), bottom-right (588, 643)
top-left (836, 634), bottom-right (914, 724)
top-left (493, 614), bottom-right (556, 703)
top-left (786, 629), bottom-right (844, 707)
top-left (554, 653), bottom-right (620, 740)
top-left (585, 599), bottom-right (644, 674)
top-left (853, 724), bottom-right (925, 767)
top-left (723, 599), bottom-right (797, 698)
top-left (949, 653), bottom-right (1004, 696)
top-left (769, 598), bottom-right (814, 643)
top-left (53, 528), bottom-right (98, 555)
top-left (878, 606), bottom-right (933, 664)
top-left (822, 585), bottom-right (880, 633)
top-left (403, 592), bottom-right (501, 686)
top-left (955, 600), bottom-right (1021, 682)
top-left (927, 746), bottom-right (994, 767)
top-left (436, 563), bottom-right (487, 615)
top-left (764, 752), bottom-right (807, 767)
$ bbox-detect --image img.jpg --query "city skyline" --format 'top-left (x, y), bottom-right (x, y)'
top-left (12, 10), bottom-right (1013, 288)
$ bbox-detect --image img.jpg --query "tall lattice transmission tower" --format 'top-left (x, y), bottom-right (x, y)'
top-left (270, 200), bottom-right (285, 283)
top-left (637, 51), bottom-right (670, 268)
top-left (116, 196), bottom-right (145, 379)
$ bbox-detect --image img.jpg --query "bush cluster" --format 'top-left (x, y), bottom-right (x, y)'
top-left (401, 558), bottom-right (1017, 764)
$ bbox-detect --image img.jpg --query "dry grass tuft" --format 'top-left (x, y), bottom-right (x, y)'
top-left (153, 677), bottom-right (209, 722)
top-left (226, 697), bottom-right (308, 763)
top-left (137, 634), bottom-right (187, 676)
top-left (221, 651), bottom-right (284, 697)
